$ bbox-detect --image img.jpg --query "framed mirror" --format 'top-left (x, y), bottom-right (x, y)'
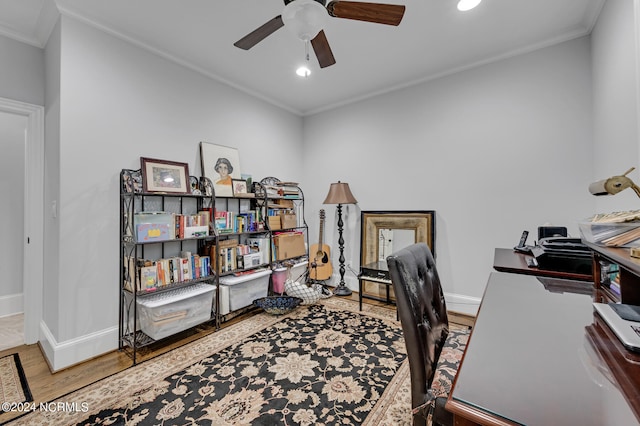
top-left (360, 210), bottom-right (436, 302)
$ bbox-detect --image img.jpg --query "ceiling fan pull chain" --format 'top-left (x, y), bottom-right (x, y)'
top-left (305, 39), bottom-right (310, 61)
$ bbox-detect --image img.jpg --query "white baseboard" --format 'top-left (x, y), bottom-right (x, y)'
top-left (444, 292), bottom-right (481, 316)
top-left (346, 276), bottom-right (481, 317)
top-left (39, 321), bottom-right (119, 372)
top-left (33, 288), bottom-right (479, 371)
top-left (0, 293), bottom-right (23, 318)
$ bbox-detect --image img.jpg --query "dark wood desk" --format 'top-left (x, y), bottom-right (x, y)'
top-left (493, 247), bottom-right (593, 281)
top-left (584, 241), bottom-right (640, 305)
top-left (446, 272), bottom-right (639, 426)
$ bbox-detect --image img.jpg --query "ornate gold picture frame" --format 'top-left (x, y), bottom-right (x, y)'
top-left (360, 210), bottom-right (436, 302)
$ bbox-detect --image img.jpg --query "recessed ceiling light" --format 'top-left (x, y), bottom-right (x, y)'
top-left (296, 66), bottom-right (311, 77)
top-left (457, 0), bottom-right (482, 12)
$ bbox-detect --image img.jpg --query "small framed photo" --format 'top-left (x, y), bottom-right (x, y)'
top-left (232, 178), bottom-right (248, 196)
top-left (140, 157), bottom-right (190, 194)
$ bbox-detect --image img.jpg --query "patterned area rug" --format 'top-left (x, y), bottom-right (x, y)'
top-left (0, 353), bottom-right (33, 406)
top-left (364, 326), bottom-right (469, 426)
top-left (7, 298), bottom-right (468, 425)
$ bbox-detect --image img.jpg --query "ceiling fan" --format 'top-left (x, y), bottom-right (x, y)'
top-left (234, 0), bottom-right (406, 69)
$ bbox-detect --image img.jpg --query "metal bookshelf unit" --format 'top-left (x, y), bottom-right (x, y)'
top-left (119, 170), bottom-right (309, 363)
top-left (119, 169), bottom-right (219, 363)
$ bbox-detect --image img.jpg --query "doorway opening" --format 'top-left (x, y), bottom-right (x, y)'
top-left (0, 97), bottom-right (44, 344)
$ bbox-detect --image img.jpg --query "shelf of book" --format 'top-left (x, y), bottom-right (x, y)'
top-left (119, 170), bottom-right (309, 364)
top-left (584, 240), bottom-right (640, 305)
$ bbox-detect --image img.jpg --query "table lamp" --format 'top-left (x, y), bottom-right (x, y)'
top-left (589, 167), bottom-right (640, 198)
top-left (323, 181), bottom-right (358, 296)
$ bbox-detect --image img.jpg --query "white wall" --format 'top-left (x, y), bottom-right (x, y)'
top-left (591, 0), bottom-right (640, 213)
top-left (0, 112), bottom-right (26, 315)
top-left (302, 36), bottom-right (595, 313)
top-left (31, 0), bottom-right (640, 367)
top-left (40, 16), bottom-right (303, 370)
top-left (0, 35), bottom-right (44, 106)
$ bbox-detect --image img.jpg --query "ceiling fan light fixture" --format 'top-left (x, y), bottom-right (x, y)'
top-left (457, 0), bottom-right (482, 12)
top-left (296, 65), bottom-right (311, 77)
top-left (282, 0), bottom-right (328, 41)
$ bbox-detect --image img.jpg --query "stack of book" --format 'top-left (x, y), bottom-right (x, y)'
top-left (124, 252), bottom-right (211, 292)
top-left (580, 210), bottom-right (640, 247)
top-left (276, 182), bottom-right (300, 199)
top-left (216, 242), bottom-right (257, 273)
top-left (214, 209), bottom-right (262, 233)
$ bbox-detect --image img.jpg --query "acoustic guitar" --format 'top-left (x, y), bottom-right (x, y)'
top-left (309, 209), bottom-right (333, 281)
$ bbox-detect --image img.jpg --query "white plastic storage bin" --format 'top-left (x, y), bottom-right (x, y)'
top-left (216, 285), bottom-right (230, 315)
top-left (219, 269), bottom-right (271, 312)
top-left (137, 283), bottom-right (215, 340)
top-left (134, 211), bottom-right (174, 242)
top-left (289, 260), bottom-right (309, 282)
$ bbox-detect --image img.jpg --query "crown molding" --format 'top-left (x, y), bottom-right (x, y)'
top-left (56, 5), bottom-right (304, 116)
top-left (304, 27), bottom-right (593, 116)
top-left (0, 0), bottom-right (59, 48)
top-left (35, 0), bottom-right (60, 48)
top-left (583, 0), bottom-right (607, 33)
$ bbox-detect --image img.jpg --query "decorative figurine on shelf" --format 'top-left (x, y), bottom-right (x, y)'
top-left (199, 176), bottom-right (214, 197)
top-left (189, 176), bottom-right (202, 195)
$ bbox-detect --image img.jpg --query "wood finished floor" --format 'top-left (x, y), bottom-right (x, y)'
top-left (0, 294), bottom-right (475, 424)
top-left (0, 313), bottom-right (24, 352)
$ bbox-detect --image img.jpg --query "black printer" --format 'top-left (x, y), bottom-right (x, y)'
top-left (530, 237), bottom-right (592, 275)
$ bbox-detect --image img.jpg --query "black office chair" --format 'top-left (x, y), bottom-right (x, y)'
top-left (387, 243), bottom-right (453, 426)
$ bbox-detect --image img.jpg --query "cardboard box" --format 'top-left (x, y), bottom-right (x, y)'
top-left (274, 232), bottom-right (306, 260)
top-left (268, 216), bottom-right (282, 230)
top-left (277, 199), bottom-right (294, 208)
top-left (243, 252), bottom-right (263, 267)
top-left (280, 213), bottom-right (297, 229)
top-left (218, 239), bottom-right (238, 249)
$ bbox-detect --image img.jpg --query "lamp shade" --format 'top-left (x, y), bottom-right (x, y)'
top-left (323, 181), bottom-right (358, 205)
top-left (282, 0), bottom-right (328, 42)
top-left (589, 167), bottom-right (640, 198)
top-left (589, 176), bottom-right (634, 196)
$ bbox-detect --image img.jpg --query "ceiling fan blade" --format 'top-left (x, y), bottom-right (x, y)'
top-left (327, 1), bottom-right (405, 26)
top-left (234, 15), bottom-right (284, 50)
top-left (311, 30), bottom-right (336, 68)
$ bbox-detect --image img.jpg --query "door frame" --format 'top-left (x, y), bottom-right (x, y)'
top-left (0, 97), bottom-right (44, 344)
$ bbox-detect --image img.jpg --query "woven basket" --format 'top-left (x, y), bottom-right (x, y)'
top-left (285, 280), bottom-right (321, 305)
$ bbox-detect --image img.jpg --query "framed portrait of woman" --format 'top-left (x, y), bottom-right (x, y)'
top-left (200, 142), bottom-right (242, 197)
